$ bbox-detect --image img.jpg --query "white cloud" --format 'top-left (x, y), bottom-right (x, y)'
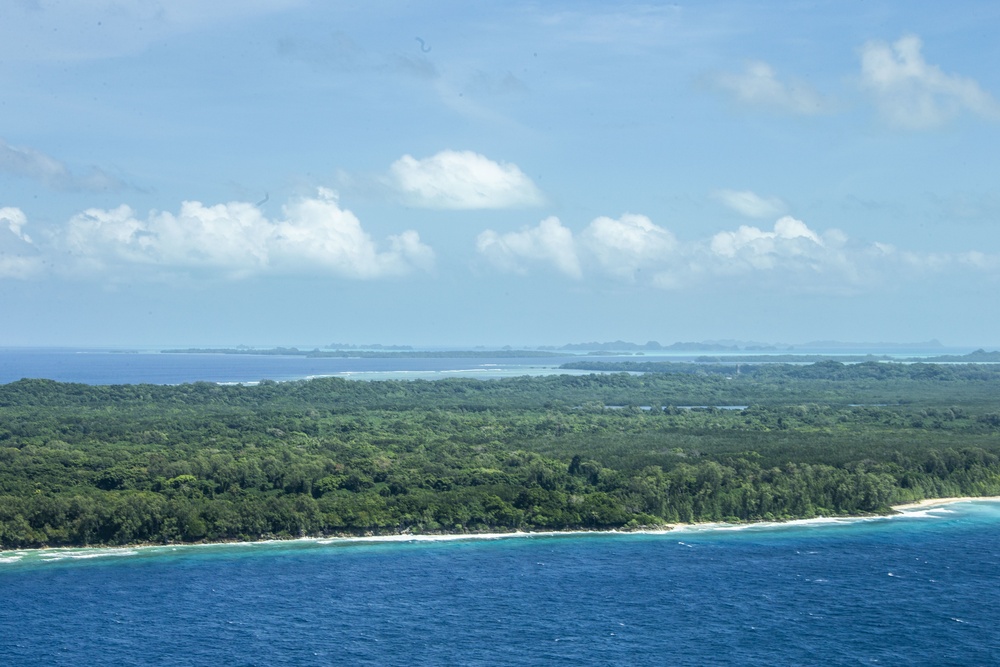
top-left (476, 213), bottom-right (995, 293)
top-left (389, 150), bottom-right (544, 209)
top-left (860, 34), bottom-right (1000, 129)
top-left (714, 189), bottom-right (786, 218)
top-left (1, 206), bottom-right (32, 243)
top-left (0, 138), bottom-right (128, 192)
top-left (60, 188), bottom-right (433, 279)
top-left (0, 207), bottom-right (42, 279)
top-left (272, 189), bottom-right (434, 278)
top-left (701, 216), bottom-right (861, 288)
top-left (579, 213), bottom-right (676, 280)
top-left (712, 61), bottom-right (830, 115)
top-left (478, 214), bottom-right (850, 287)
top-left (476, 217), bottom-right (580, 278)
top-left (710, 216), bottom-right (822, 264)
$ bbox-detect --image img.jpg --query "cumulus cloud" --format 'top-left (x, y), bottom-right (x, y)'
top-left (711, 61), bottom-right (830, 115)
top-left (860, 34), bottom-right (1000, 129)
top-left (478, 213), bottom-right (678, 282)
top-left (60, 188), bottom-right (433, 279)
top-left (710, 216), bottom-right (822, 265)
top-left (0, 137), bottom-right (128, 191)
top-left (476, 211), bottom-right (1000, 293)
top-left (476, 217), bottom-right (580, 278)
top-left (1, 206), bottom-right (32, 243)
top-left (273, 189), bottom-right (434, 278)
top-left (714, 189), bottom-right (787, 219)
top-left (477, 214), bottom-right (846, 286)
top-left (389, 150), bottom-right (544, 209)
top-left (579, 213), bottom-right (676, 280)
top-left (700, 216), bottom-right (864, 288)
top-left (0, 206), bottom-right (42, 279)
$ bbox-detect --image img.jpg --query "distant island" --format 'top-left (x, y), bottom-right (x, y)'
top-left (562, 349), bottom-right (1000, 370)
top-left (327, 343), bottom-right (414, 351)
top-left (698, 349), bottom-right (1000, 363)
top-left (542, 340), bottom-right (778, 352)
top-left (154, 339), bottom-right (975, 358)
top-left (161, 347), bottom-right (568, 359)
top-left (541, 339), bottom-right (950, 353)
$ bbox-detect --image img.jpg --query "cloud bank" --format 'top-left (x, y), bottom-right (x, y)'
top-left (55, 189), bottom-right (433, 280)
top-left (4, 193), bottom-right (997, 294)
top-left (389, 150), bottom-right (544, 209)
top-left (860, 35), bottom-right (1000, 129)
top-left (476, 212), bottom-right (993, 293)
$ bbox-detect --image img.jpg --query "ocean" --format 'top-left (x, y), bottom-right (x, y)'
top-left (2, 502), bottom-right (999, 665)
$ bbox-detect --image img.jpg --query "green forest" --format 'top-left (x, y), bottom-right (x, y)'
top-left (2, 361), bottom-right (1000, 549)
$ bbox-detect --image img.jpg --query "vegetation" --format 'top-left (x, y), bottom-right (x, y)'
top-left (1, 362), bottom-right (1000, 549)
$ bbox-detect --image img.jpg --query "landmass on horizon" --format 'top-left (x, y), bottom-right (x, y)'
top-left (153, 339), bottom-right (999, 362)
top-left (155, 345), bottom-right (1000, 364)
top-left (155, 338), bottom-right (955, 352)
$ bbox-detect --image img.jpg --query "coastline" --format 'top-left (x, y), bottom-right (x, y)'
top-left (4, 496), bottom-right (1000, 562)
top-left (889, 495), bottom-right (1000, 511)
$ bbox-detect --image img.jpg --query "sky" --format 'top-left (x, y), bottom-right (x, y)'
top-left (2, 0), bottom-right (1000, 348)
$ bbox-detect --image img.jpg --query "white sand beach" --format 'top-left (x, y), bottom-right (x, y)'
top-left (891, 496), bottom-right (1000, 511)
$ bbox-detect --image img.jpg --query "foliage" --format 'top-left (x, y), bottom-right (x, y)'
top-left (2, 364), bottom-right (1000, 548)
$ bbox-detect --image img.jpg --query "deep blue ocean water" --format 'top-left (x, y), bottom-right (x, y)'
top-left (2, 502), bottom-right (999, 666)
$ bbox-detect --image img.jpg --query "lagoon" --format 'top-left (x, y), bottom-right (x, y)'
top-left (0, 348), bottom-right (608, 385)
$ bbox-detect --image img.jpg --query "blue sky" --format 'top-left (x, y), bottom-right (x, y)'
top-left (2, 0), bottom-right (1000, 347)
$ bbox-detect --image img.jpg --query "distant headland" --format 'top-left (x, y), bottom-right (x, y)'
top-left (154, 338), bottom-right (997, 362)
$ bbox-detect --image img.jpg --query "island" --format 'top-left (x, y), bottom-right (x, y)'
top-left (1, 360), bottom-right (999, 548)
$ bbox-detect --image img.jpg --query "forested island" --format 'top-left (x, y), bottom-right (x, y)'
top-left (2, 361), bottom-right (1000, 549)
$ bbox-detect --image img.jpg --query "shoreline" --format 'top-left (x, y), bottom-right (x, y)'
top-left (3, 496), bottom-right (999, 561)
top-left (889, 495), bottom-right (1000, 511)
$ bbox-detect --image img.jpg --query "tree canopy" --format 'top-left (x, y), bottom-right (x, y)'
top-left (2, 364), bottom-right (1000, 548)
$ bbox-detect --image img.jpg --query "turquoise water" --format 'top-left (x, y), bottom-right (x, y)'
top-left (2, 502), bottom-right (998, 665)
top-left (0, 346), bottom-right (977, 386)
top-left (0, 348), bottom-right (611, 384)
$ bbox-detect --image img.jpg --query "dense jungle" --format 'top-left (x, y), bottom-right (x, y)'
top-left (2, 361), bottom-right (999, 548)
